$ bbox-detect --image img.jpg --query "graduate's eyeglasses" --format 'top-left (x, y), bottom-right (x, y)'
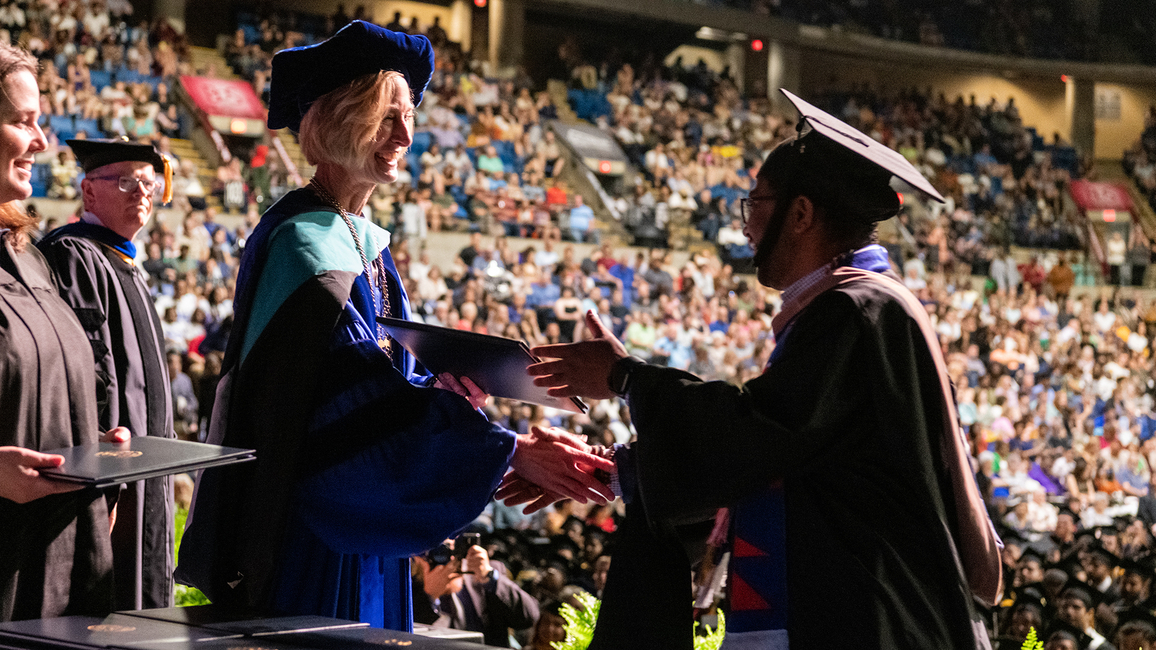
top-left (739, 195), bottom-right (775, 227)
top-left (89, 175), bottom-right (161, 196)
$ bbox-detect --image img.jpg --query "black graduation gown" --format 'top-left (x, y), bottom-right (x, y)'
top-left (0, 237), bottom-right (114, 621)
top-left (601, 275), bottom-right (989, 649)
top-left (37, 231), bottom-right (174, 611)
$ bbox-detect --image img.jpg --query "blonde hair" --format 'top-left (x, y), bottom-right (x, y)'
top-left (299, 70), bottom-right (406, 174)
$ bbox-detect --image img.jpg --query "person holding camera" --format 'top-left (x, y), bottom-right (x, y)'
top-left (414, 536), bottom-right (539, 648)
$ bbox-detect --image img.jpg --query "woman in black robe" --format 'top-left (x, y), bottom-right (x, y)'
top-left (0, 42), bottom-right (116, 621)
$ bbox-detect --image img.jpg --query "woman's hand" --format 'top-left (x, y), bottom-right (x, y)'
top-left (509, 425), bottom-right (614, 504)
top-left (435, 374), bottom-right (488, 410)
top-left (495, 471), bottom-right (565, 514)
top-left (0, 447), bottom-right (81, 504)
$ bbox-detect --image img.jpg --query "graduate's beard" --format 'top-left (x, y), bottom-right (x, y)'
top-left (752, 195), bottom-right (793, 271)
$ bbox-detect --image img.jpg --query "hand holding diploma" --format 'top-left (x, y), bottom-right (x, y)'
top-left (0, 447), bottom-right (81, 503)
top-left (434, 373), bottom-right (489, 410)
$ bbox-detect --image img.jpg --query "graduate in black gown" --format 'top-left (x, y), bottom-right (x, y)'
top-left (0, 42), bottom-right (125, 621)
top-left (512, 90), bottom-right (1005, 649)
top-left (38, 139), bottom-right (176, 611)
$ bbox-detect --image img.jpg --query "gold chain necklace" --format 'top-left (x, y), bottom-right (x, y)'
top-left (308, 178), bottom-right (393, 355)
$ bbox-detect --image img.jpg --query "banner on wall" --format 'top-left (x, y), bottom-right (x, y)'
top-left (1070, 180), bottom-right (1134, 212)
top-left (181, 76), bottom-right (267, 137)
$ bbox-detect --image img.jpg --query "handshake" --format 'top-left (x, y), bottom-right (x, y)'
top-left (500, 425), bottom-right (616, 514)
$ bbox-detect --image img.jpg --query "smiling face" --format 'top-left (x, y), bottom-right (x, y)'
top-left (0, 69), bottom-right (47, 203)
top-left (362, 75), bottom-right (414, 185)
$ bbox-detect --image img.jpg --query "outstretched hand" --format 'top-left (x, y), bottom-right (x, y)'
top-left (0, 447), bottom-right (82, 504)
top-left (529, 310), bottom-right (630, 400)
top-left (509, 425), bottom-right (615, 505)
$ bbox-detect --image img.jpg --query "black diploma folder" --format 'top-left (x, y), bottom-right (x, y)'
top-left (377, 317), bottom-right (587, 413)
top-left (0, 613), bottom-right (240, 648)
top-left (118, 606), bottom-right (369, 637)
top-left (39, 437), bottom-right (256, 488)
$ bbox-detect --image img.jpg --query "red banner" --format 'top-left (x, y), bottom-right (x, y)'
top-left (1069, 180), bottom-right (1134, 212)
top-left (181, 76), bottom-right (266, 121)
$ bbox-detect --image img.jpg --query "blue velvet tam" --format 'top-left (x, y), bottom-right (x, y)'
top-left (268, 20), bottom-right (434, 132)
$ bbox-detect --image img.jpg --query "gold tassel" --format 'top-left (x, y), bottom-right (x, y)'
top-left (161, 154), bottom-right (173, 204)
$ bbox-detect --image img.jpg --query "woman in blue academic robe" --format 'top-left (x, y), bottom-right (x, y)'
top-left (176, 21), bottom-right (613, 630)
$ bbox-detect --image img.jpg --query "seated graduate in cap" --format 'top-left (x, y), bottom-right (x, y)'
top-left (1112, 608), bottom-right (1156, 650)
top-left (1053, 579), bottom-right (1117, 650)
top-left (175, 20), bottom-right (613, 630)
top-left (509, 89), bottom-right (1003, 649)
top-left (38, 138), bottom-right (177, 611)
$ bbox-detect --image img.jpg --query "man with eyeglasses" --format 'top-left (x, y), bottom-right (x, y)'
top-left (38, 138), bottom-right (176, 612)
top-left (512, 89), bottom-right (1004, 649)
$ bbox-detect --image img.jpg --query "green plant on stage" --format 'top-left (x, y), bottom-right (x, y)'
top-left (552, 591), bottom-right (599, 650)
top-left (174, 506), bottom-right (210, 607)
top-left (694, 610), bottom-right (726, 650)
top-left (1021, 626), bottom-right (1043, 650)
top-left (553, 591), bottom-right (725, 650)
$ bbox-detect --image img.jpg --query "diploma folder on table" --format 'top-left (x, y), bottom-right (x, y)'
top-left (40, 437), bottom-right (256, 488)
top-left (377, 316), bottom-right (587, 413)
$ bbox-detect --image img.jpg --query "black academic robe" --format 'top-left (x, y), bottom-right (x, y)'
top-left (37, 231), bottom-right (174, 611)
top-left (0, 237), bottom-right (114, 621)
top-left (601, 275), bottom-right (989, 649)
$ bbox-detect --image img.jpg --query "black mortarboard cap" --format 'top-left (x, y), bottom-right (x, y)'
top-left (1002, 582), bottom-right (1048, 611)
top-left (1120, 554), bottom-right (1156, 578)
top-left (1084, 540), bottom-right (1122, 567)
top-left (779, 88), bottom-right (946, 204)
top-left (1059, 577), bottom-right (1106, 608)
top-left (268, 20), bottom-right (434, 132)
top-left (1095, 524), bottom-right (1121, 538)
top-left (1115, 606), bottom-right (1156, 640)
top-left (1047, 556), bottom-right (1087, 585)
top-left (999, 527), bottom-right (1027, 545)
top-left (67, 138), bottom-right (164, 174)
top-left (1019, 547), bottom-right (1048, 567)
top-left (1044, 619), bottom-right (1091, 648)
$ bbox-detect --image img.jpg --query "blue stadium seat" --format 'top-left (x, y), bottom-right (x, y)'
top-left (47, 115), bottom-right (75, 140)
top-left (567, 89), bottom-right (612, 122)
top-left (406, 152), bottom-right (421, 186)
top-left (88, 70), bottom-right (111, 90)
top-left (493, 140), bottom-right (519, 173)
top-left (1049, 146), bottom-right (1078, 174)
top-left (241, 24), bottom-right (261, 45)
top-left (73, 118), bottom-right (103, 138)
top-left (449, 185), bottom-right (467, 207)
top-left (411, 131), bottom-right (432, 157)
top-left (30, 163), bottom-right (50, 198)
